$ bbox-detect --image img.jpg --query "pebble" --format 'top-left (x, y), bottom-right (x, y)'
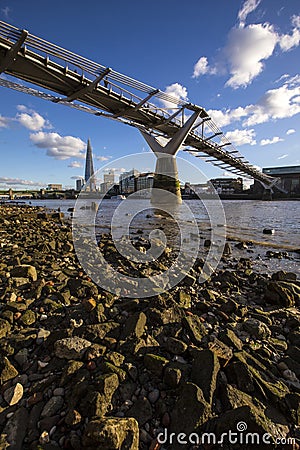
top-left (3, 383), bottom-right (23, 406)
top-left (148, 389), bottom-right (160, 404)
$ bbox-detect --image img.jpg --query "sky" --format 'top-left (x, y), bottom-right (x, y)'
top-left (0, 0), bottom-right (299, 189)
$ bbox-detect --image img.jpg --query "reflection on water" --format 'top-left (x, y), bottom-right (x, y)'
top-left (25, 198), bottom-right (300, 249)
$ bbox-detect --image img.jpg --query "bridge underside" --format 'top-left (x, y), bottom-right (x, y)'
top-left (0, 20), bottom-right (277, 190)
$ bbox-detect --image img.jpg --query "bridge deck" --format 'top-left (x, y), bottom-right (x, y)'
top-left (0, 21), bottom-right (274, 185)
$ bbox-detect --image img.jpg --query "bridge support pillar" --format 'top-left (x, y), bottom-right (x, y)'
top-left (140, 110), bottom-right (200, 205)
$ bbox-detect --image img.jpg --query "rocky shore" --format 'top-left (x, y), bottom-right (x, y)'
top-left (0, 204), bottom-right (299, 449)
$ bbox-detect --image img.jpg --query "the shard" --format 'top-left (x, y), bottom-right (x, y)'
top-left (84, 138), bottom-right (96, 191)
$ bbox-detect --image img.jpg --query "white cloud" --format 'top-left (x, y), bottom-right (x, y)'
top-left (286, 128), bottom-right (296, 135)
top-left (30, 132), bottom-right (86, 160)
top-left (17, 112), bottom-right (46, 131)
top-left (0, 177), bottom-right (44, 186)
top-left (0, 114), bottom-right (10, 128)
top-left (192, 10), bottom-right (300, 88)
top-left (68, 161), bottom-right (83, 168)
top-left (277, 154), bottom-right (288, 159)
top-left (161, 83), bottom-right (188, 109)
top-left (192, 57), bottom-right (216, 78)
top-left (238, 0), bottom-right (262, 27)
top-left (70, 176), bottom-right (84, 180)
top-left (225, 128), bottom-right (256, 146)
top-left (208, 76), bottom-right (300, 128)
top-left (279, 15), bottom-right (300, 51)
top-left (260, 136), bottom-right (284, 146)
top-left (96, 156), bottom-right (110, 162)
top-left (225, 23), bottom-right (278, 89)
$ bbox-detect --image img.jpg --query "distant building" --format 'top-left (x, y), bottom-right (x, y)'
top-left (184, 182), bottom-right (210, 195)
top-left (47, 184), bottom-right (62, 191)
top-left (136, 173), bottom-right (154, 191)
top-left (84, 139), bottom-right (96, 191)
top-left (261, 165), bottom-right (300, 194)
top-left (119, 169), bottom-right (140, 194)
top-left (104, 171), bottom-right (115, 185)
top-left (76, 179), bottom-right (83, 191)
top-left (210, 177), bottom-right (243, 194)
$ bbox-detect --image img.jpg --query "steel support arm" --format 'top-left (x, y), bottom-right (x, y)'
top-left (0, 29), bottom-right (28, 74)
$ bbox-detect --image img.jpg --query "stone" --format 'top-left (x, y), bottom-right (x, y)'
top-left (265, 281), bottom-right (300, 307)
top-left (218, 328), bottom-right (243, 350)
top-left (65, 409), bottom-right (82, 426)
top-left (170, 382), bottom-right (210, 449)
top-left (177, 290), bottom-right (191, 308)
top-left (19, 310), bottom-right (36, 326)
top-left (82, 417), bottom-right (139, 450)
top-left (191, 349), bottom-right (220, 404)
top-left (144, 354), bottom-right (168, 377)
top-left (263, 228), bottom-right (275, 235)
top-left (182, 314), bottom-right (207, 345)
top-left (121, 311), bottom-right (146, 339)
top-left (163, 367), bottom-right (182, 388)
top-left (165, 337), bottom-right (188, 355)
top-left (148, 389), bottom-right (160, 404)
top-left (0, 318), bottom-right (11, 338)
top-left (223, 242), bottom-right (232, 256)
top-left (10, 264), bottom-right (37, 281)
top-left (2, 407), bottom-right (28, 450)
top-left (126, 396), bottom-right (152, 425)
top-left (54, 336), bottom-right (92, 359)
top-left (4, 382), bottom-right (24, 406)
top-left (41, 396), bottom-right (64, 418)
top-left (1, 357), bottom-right (19, 383)
top-left (243, 318), bottom-right (271, 339)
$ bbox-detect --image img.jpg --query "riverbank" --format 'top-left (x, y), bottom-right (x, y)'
top-left (0, 204), bottom-right (299, 449)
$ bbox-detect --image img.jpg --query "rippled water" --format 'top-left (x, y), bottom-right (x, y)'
top-left (23, 198), bottom-right (300, 274)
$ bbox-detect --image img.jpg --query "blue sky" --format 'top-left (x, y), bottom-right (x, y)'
top-left (0, 0), bottom-right (299, 189)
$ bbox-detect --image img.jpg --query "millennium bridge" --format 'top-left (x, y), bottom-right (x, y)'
top-left (0, 20), bottom-right (280, 201)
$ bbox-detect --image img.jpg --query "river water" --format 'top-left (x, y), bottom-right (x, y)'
top-left (22, 198), bottom-right (300, 275)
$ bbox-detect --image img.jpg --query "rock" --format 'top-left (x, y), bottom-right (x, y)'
top-left (2, 407), bottom-right (28, 450)
top-left (80, 373), bottom-right (119, 417)
top-left (144, 354), bottom-right (168, 377)
top-left (10, 264), bottom-right (37, 281)
top-left (177, 291), bottom-right (191, 309)
top-left (218, 328), bottom-right (243, 350)
top-left (263, 228), bottom-right (275, 235)
top-left (82, 417), bottom-right (139, 450)
top-left (191, 349), bottom-right (220, 404)
top-left (19, 310), bottom-right (36, 326)
top-left (121, 311), bottom-right (146, 339)
top-left (182, 314), bottom-right (207, 345)
top-left (126, 396), bottom-right (152, 425)
top-left (165, 337), bottom-right (188, 355)
top-left (163, 367), bottom-right (182, 388)
top-left (65, 409), bottom-right (82, 426)
top-left (272, 271), bottom-right (297, 282)
top-left (41, 396), bottom-right (64, 418)
top-left (243, 318), bottom-right (271, 339)
top-left (265, 281), bottom-right (300, 307)
top-left (4, 382), bottom-right (24, 406)
top-left (148, 389), bottom-right (160, 404)
top-left (0, 318), bottom-right (11, 338)
top-left (54, 336), bottom-right (92, 359)
top-left (223, 242), bottom-right (232, 256)
top-left (170, 382), bottom-right (210, 449)
top-left (226, 361), bottom-right (255, 393)
top-left (1, 357), bottom-right (19, 383)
